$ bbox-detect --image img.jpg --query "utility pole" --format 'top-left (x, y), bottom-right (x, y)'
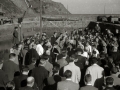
top-left (39, 0), bottom-right (42, 37)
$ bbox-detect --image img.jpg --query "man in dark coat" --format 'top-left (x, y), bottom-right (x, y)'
top-left (75, 48), bottom-right (88, 87)
top-left (13, 27), bottom-right (19, 45)
top-left (51, 32), bottom-right (57, 46)
top-left (25, 46), bottom-right (39, 65)
top-left (19, 77), bottom-right (35, 90)
top-left (31, 57), bottom-right (48, 90)
top-left (2, 53), bottom-right (19, 81)
top-left (104, 77), bottom-right (116, 90)
top-left (13, 66), bottom-right (29, 90)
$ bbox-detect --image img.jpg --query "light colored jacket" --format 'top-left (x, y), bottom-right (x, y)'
top-left (64, 62), bottom-right (81, 84)
top-left (86, 64), bottom-right (104, 90)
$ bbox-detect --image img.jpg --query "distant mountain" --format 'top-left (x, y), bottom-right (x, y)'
top-left (0, 0), bottom-right (70, 17)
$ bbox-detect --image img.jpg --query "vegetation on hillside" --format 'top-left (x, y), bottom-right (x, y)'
top-left (0, 0), bottom-right (70, 17)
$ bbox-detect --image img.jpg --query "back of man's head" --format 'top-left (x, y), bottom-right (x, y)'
top-left (106, 77), bottom-right (114, 86)
top-left (39, 56), bottom-right (47, 66)
top-left (58, 51), bottom-right (67, 59)
top-left (27, 77), bottom-right (34, 87)
top-left (84, 74), bottom-right (92, 84)
top-left (69, 54), bottom-right (77, 63)
top-left (77, 48), bottom-right (83, 54)
top-left (111, 67), bottom-right (118, 74)
top-left (64, 70), bottom-right (72, 79)
top-left (91, 57), bottom-right (98, 64)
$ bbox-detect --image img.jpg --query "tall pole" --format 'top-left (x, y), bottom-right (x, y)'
top-left (39, 0), bottom-right (42, 37)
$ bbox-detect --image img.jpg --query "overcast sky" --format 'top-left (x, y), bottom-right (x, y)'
top-left (52, 0), bottom-right (120, 14)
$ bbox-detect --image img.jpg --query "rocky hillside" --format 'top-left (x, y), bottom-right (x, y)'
top-left (28, 0), bottom-right (70, 15)
top-left (0, 0), bottom-right (70, 17)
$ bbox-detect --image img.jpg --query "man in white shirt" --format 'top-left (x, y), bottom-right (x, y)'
top-left (84, 42), bottom-right (92, 56)
top-left (64, 54), bottom-right (81, 84)
top-left (92, 45), bottom-right (99, 58)
top-left (85, 57), bottom-right (104, 90)
top-left (36, 42), bottom-right (44, 56)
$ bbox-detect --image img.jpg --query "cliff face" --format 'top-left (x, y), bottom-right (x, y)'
top-left (0, 0), bottom-right (70, 17)
top-left (28, 0), bottom-right (70, 15)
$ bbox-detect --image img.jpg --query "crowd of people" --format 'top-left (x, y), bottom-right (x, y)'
top-left (0, 23), bottom-right (120, 90)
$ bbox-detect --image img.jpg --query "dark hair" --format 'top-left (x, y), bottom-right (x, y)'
top-left (93, 50), bottom-right (97, 54)
top-left (14, 27), bottom-right (18, 29)
top-left (9, 53), bottom-right (16, 59)
top-left (41, 55), bottom-right (48, 61)
top-left (14, 71), bottom-right (20, 77)
top-left (106, 77), bottom-right (114, 85)
top-left (54, 32), bottom-right (57, 34)
top-left (69, 54), bottom-right (76, 63)
top-left (118, 74), bottom-right (120, 78)
top-left (84, 74), bottom-right (92, 83)
top-left (53, 63), bottom-right (60, 74)
top-left (77, 48), bottom-right (83, 54)
top-left (111, 67), bottom-right (118, 74)
top-left (58, 52), bottom-right (67, 59)
top-left (31, 58), bottom-right (37, 64)
top-left (91, 57), bottom-right (98, 64)
top-left (0, 87), bottom-right (5, 90)
top-left (64, 70), bottom-right (72, 78)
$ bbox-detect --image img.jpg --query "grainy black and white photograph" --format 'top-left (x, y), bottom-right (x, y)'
top-left (0, 0), bottom-right (120, 90)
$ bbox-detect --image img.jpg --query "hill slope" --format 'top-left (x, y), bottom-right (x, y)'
top-left (28, 0), bottom-right (70, 15)
top-left (0, 0), bottom-right (70, 17)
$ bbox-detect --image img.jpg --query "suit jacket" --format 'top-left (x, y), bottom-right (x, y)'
top-left (2, 60), bottom-right (19, 81)
top-left (75, 55), bottom-right (87, 70)
top-left (0, 69), bottom-right (9, 87)
top-left (80, 85), bottom-right (98, 90)
top-left (46, 75), bottom-right (63, 90)
top-left (51, 36), bottom-right (57, 46)
top-left (104, 87), bottom-right (116, 90)
top-left (110, 74), bottom-right (120, 86)
top-left (31, 66), bottom-right (48, 90)
top-left (13, 29), bottom-right (19, 44)
top-left (25, 48), bottom-right (39, 65)
top-left (13, 74), bottom-right (28, 90)
top-left (47, 75), bottom-right (65, 85)
top-left (19, 86), bottom-right (34, 90)
top-left (57, 80), bottom-right (79, 90)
